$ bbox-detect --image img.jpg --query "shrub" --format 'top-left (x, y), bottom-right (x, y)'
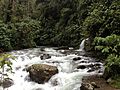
top-left (93, 34), bottom-right (120, 78)
top-left (0, 21), bottom-right (12, 51)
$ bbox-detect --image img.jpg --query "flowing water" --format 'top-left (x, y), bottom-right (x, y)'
top-left (0, 46), bottom-right (103, 90)
top-left (79, 38), bottom-right (89, 51)
top-left (79, 40), bottom-right (86, 51)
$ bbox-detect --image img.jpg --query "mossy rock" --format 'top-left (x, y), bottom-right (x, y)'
top-left (27, 64), bottom-right (58, 84)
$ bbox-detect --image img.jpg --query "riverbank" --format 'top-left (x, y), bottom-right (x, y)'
top-left (82, 75), bottom-right (120, 90)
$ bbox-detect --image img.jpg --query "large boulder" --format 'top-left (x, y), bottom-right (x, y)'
top-left (26, 64), bottom-right (58, 84)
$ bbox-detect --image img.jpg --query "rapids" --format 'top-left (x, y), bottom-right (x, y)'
top-left (0, 47), bottom-right (103, 90)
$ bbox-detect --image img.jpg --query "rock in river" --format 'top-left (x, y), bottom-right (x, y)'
top-left (40, 54), bottom-right (51, 60)
top-left (26, 64), bottom-right (58, 84)
top-left (77, 65), bottom-right (86, 69)
top-left (80, 83), bottom-right (94, 90)
top-left (0, 78), bottom-right (14, 88)
top-left (73, 57), bottom-right (81, 61)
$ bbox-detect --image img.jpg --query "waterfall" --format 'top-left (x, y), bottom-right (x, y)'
top-left (79, 38), bottom-right (88, 51)
top-left (79, 39), bottom-right (86, 51)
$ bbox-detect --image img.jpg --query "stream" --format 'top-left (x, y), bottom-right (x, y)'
top-left (0, 46), bottom-right (104, 90)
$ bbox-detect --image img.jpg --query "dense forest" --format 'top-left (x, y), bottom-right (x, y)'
top-left (0, 0), bottom-right (120, 89)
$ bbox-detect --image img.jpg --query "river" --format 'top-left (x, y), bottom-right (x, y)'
top-left (0, 46), bottom-right (103, 90)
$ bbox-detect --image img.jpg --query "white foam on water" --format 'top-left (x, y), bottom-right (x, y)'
top-left (0, 47), bottom-right (103, 90)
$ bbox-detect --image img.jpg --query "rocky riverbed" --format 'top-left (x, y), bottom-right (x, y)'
top-left (0, 47), bottom-right (104, 90)
top-left (82, 75), bottom-right (120, 90)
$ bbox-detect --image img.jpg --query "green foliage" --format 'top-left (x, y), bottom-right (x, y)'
top-left (94, 34), bottom-right (120, 54)
top-left (0, 21), bottom-right (12, 51)
top-left (9, 19), bottom-right (41, 49)
top-left (110, 75), bottom-right (120, 89)
top-left (0, 53), bottom-right (15, 71)
top-left (0, 18), bottom-right (42, 50)
top-left (81, 0), bottom-right (120, 41)
top-left (94, 35), bottom-right (120, 79)
top-left (0, 0), bottom-right (119, 51)
top-left (106, 54), bottom-right (120, 69)
top-left (32, 0), bottom-right (83, 47)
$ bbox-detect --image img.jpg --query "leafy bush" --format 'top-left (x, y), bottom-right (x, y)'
top-left (0, 21), bottom-right (12, 51)
top-left (105, 54), bottom-right (120, 77)
top-left (110, 75), bottom-right (120, 89)
top-left (93, 34), bottom-right (120, 55)
top-left (93, 34), bottom-right (120, 78)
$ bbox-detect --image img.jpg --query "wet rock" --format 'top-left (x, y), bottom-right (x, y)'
top-left (73, 57), bottom-right (81, 61)
top-left (6, 68), bottom-right (11, 72)
top-left (88, 64), bottom-right (94, 68)
top-left (40, 54), bottom-right (51, 60)
top-left (15, 66), bottom-right (21, 70)
top-left (52, 61), bottom-right (62, 64)
top-left (80, 61), bottom-right (87, 63)
top-left (25, 65), bottom-right (28, 67)
top-left (21, 57), bottom-right (25, 61)
top-left (50, 78), bottom-right (58, 86)
top-left (51, 80), bottom-right (58, 86)
top-left (28, 56), bottom-right (33, 60)
top-left (87, 69), bottom-right (95, 72)
top-left (0, 78), bottom-right (14, 88)
top-left (22, 65), bottom-right (29, 71)
top-left (26, 64), bottom-right (58, 84)
top-left (21, 75), bottom-right (23, 77)
top-left (95, 63), bottom-right (101, 66)
top-left (24, 76), bottom-right (31, 82)
top-left (88, 63), bottom-right (100, 68)
top-left (98, 70), bottom-right (103, 73)
top-left (80, 83), bottom-right (94, 90)
top-left (106, 78), bottom-right (112, 84)
top-left (40, 48), bottom-right (45, 51)
top-left (73, 69), bottom-right (79, 72)
top-left (87, 63), bottom-right (101, 72)
top-left (77, 65), bottom-right (86, 69)
top-left (91, 82), bottom-right (100, 88)
top-left (35, 88), bottom-right (43, 90)
top-left (22, 68), bottom-right (26, 71)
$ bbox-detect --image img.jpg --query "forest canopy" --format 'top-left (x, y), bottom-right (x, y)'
top-left (0, 0), bottom-right (119, 51)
